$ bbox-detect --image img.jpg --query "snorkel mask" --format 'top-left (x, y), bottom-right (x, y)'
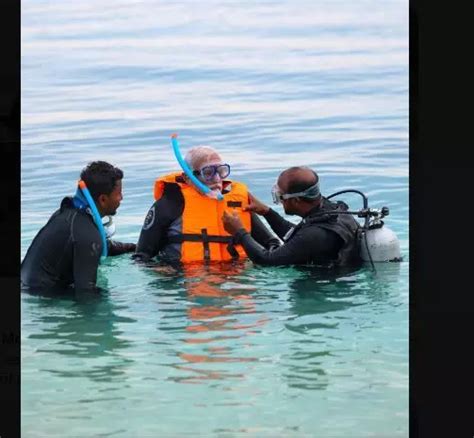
top-left (192, 163), bottom-right (231, 182)
top-left (271, 181), bottom-right (321, 204)
top-left (170, 134), bottom-right (224, 201)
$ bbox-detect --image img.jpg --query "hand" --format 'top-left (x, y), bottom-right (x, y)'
top-left (244, 192), bottom-right (270, 215)
top-left (222, 210), bottom-right (244, 235)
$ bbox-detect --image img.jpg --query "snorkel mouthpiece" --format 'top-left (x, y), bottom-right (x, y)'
top-left (78, 180), bottom-right (108, 259)
top-left (102, 216), bottom-right (116, 238)
top-left (170, 133), bottom-right (224, 201)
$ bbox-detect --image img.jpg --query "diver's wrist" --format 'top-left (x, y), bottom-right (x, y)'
top-left (233, 228), bottom-right (248, 244)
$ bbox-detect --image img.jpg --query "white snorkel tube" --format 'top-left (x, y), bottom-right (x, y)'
top-left (170, 133), bottom-right (224, 201)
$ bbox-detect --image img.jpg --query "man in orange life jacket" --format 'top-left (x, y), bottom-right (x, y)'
top-left (133, 146), bottom-right (280, 264)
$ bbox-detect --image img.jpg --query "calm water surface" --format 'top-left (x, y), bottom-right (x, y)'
top-left (21, 1), bottom-right (408, 436)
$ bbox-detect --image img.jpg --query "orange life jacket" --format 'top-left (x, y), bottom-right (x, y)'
top-left (153, 172), bottom-right (251, 262)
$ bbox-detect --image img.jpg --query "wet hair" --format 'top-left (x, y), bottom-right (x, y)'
top-left (80, 161), bottom-right (123, 201)
top-left (184, 146), bottom-right (222, 170)
top-left (281, 166), bottom-right (321, 202)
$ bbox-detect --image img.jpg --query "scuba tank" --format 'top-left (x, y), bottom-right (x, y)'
top-left (359, 209), bottom-right (401, 263)
top-left (326, 190), bottom-right (402, 266)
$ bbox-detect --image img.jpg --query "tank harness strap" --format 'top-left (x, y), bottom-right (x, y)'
top-left (167, 231), bottom-right (240, 261)
top-left (306, 213), bottom-right (336, 224)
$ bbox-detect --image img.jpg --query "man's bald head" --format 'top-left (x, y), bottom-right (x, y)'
top-left (278, 166), bottom-right (319, 199)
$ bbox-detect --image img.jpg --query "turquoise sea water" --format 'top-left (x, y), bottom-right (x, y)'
top-left (21, 1), bottom-right (408, 436)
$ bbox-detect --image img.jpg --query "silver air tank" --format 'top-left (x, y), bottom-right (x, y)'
top-left (359, 207), bottom-right (402, 262)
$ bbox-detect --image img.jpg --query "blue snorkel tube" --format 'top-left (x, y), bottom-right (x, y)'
top-left (78, 180), bottom-right (108, 260)
top-left (171, 133), bottom-right (223, 201)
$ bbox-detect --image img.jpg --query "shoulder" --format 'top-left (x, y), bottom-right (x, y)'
top-left (71, 211), bottom-right (100, 241)
top-left (59, 196), bottom-right (74, 210)
top-left (143, 183), bottom-right (184, 230)
top-left (300, 221), bottom-right (343, 242)
top-left (154, 173), bottom-right (185, 201)
top-left (152, 182), bottom-right (184, 210)
top-left (228, 180), bottom-right (247, 190)
top-left (223, 180), bottom-right (248, 197)
top-left (163, 181), bottom-right (185, 199)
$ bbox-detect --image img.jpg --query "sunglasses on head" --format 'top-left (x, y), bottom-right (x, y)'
top-left (193, 164), bottom-right (231, 181)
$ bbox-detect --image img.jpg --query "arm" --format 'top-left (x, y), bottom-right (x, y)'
top-left (133, 184), bottom-right (184, 262)
top-left (262, 208), bottom-right (295, 240)
top-left (234, 225), bottom-right (343, 266)
top-left (244, 192), bottom-right (294, 240)
top-left (107, 240), bottom-right (136, 256)
top-left (250, 212), bottom-right (281, 250)
top-left (133, 203), bottom-right (164, 262)
top-left (72, 216), bottom-right (102, 293)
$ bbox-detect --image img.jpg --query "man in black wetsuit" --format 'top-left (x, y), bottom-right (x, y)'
top-left (21, 161), bottom-right (136, 293)
top-left (222, 166), bottom-right (362, 267)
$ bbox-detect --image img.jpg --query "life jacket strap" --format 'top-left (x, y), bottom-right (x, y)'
top-left (201, 228), bottom-right (210, 261)
top-left (168, 234), bottom-right (234, 244)
top-left (167, 231), bottom-right (240, 261)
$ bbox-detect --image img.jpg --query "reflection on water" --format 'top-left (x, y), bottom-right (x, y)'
top-left (144, 262), bottom-right (269, 384)
top-left (133, 261), bottom-right (405, 392)
top-left (281, 263), bottom-right (404, 391)
top-left (22, 288), bottom-right (136, 383)
top-left (282, 266), bottom-right (362, 391)
top-left (22, 255), bottom-right (407, 435)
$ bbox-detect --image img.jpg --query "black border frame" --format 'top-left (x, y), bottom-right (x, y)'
top-left (3, 0), bottom-right (474, 437)
top-left (410, 0), bottom-right (474, 436)
top-left (0, 1), bottom-right (20, 437)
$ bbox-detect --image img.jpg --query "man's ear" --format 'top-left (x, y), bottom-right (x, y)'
top-left (97, 193), bottom-right (108, 207)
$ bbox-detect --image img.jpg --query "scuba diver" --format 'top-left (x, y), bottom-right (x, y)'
top-left (21, 161), bottom-right (136, 293)
top-left (222, 166), bottom-right (401, 267)
top-left (133, 139), bottom-right (280, 264)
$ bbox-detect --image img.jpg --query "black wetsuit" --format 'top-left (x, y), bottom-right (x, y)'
top-left (233, 198), bottom-right (362, 267)
top-left (21, 197), bottom-right (136, 293)
top-left (134, 182), bottom-right (281, 263)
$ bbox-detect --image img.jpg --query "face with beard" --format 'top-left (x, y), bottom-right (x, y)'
top-left (97, 179), bottom-right (123, 216)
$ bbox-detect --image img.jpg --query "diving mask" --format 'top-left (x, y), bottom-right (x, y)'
top-left (193, 163), bottom-right (231, 182)
top-left (271, 181), bottom-right (321, 204)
